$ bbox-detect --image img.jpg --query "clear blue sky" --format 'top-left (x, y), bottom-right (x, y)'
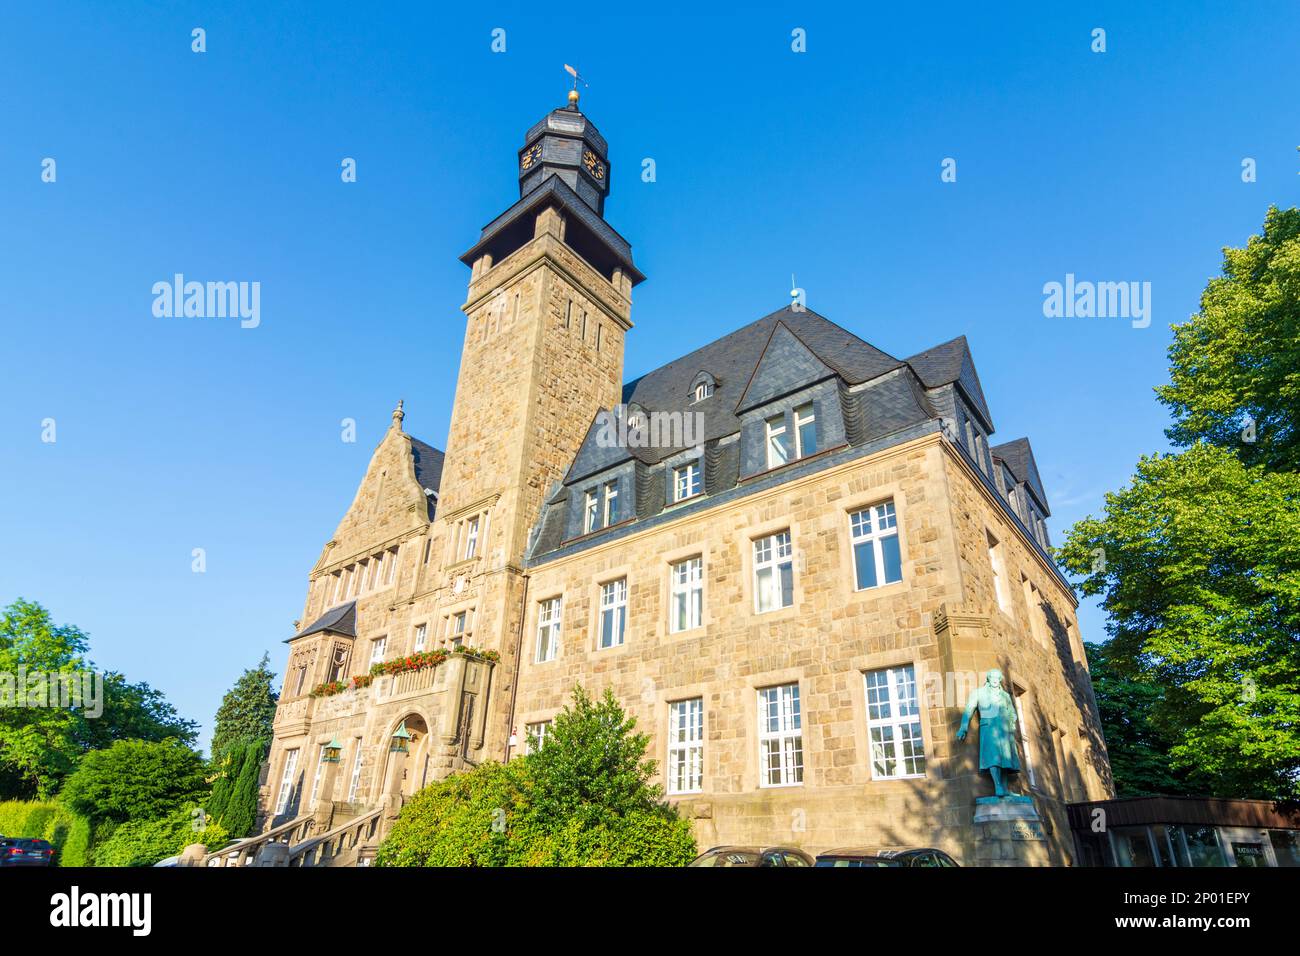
top-left (3, 1), bottom-right (1297, 752)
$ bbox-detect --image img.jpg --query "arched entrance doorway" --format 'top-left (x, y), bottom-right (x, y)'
top-left (380, 713), bottom-right (432, 799)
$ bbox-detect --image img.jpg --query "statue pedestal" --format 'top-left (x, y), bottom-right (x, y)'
top-left (971, 796), bottom-right (1051, 866)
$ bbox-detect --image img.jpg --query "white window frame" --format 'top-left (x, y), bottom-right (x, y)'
top-left (463, 516), bottom-right (479, 560)
top-left (369, 636), bottom-right (387, 667)
top-left (524, 720), bottom-right (551, 755)
top-left (346, 742), bottom-right (363, 803)
top-left (758, 684), bottom-right (803, 787)
top-left (603, 481), bottom-right (620, 526)
top-left (598, 578), bottom-right (627, 649)
top-left (673, 461), bottom-right (701, 502)
top-left (667, 698), bottom-right (704, 794)
top-left (535, 597), bottom-right (561, 663)
top-left (450, 610), bottom-right (470, 647)
top-left (584, 489), bottom-right (599, 534)
top-left (670, 556), bottom-right (704, 633)
top-left (793, 403), bottom-right (816, 458)
top-left (765, 414), bottom-right (790, 469)
top-left (753, 531), bottom-right (794, 613)
top-left (309, 744), bottom-right (327, 807)
top-left (849, 501), bottom-right (902, 590)
top-left (694, 381), bottom-right (713, 402)
top-left (864, 665), bottom-right (927, 780)
top-left (412, 623), bottom-right (427, 652)
top-left (275, 748), bottom-right (300, 815)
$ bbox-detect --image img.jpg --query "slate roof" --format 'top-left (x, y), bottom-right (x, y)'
top-left (991, 438), bottom-right (1049, 515)
top-left (617, 306), bottom-right (902, 466)
top-left (904, 335), bottom-right (994, 431)
top-left (408, 436), bottom-right (445, 520)
top-left (288, 601), bottom-right (356, 642)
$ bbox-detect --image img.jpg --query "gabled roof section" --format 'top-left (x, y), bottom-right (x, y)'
top-left (618, 306), bottom-right (901, 465)
top-left (991, 437), bottom-right (1049, 514)
top-left (565, 408), bottom-right (637, 484)
top-left (288, 601), bottom-right (357, 643)
top-left (905, 335), bottom-right (994, 431)
top-left (735, 322), bottom-right (836, 413)
top-left (409, 436), bottom-right (444, 519)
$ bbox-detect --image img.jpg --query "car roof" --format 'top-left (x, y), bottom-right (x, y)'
top-left (818, 847), bottom-right (940, 857)
top-left (702, 845), bottom-right (805, 855)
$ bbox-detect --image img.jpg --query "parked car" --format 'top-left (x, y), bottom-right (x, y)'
top-left (689, 845), bottom-right (814, 867)
top-left (0, 838), bottom-right (55, 867)
top-left (814, 847), bottom-right (959, 867)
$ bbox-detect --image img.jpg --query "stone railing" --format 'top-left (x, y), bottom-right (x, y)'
top-left (287, 807), bottom-right (383, 868)
top-left (382, 666), bottom-right (439, 699)
top-left (204, 814), bottom-right (316, 867)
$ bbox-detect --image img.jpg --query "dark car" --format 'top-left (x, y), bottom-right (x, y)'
top-left (814, 847), bottom-right (959, 867)
top-left (0, 838), bottom-right (55, 867)
top-left (689, 845), bottom-right (814, 867)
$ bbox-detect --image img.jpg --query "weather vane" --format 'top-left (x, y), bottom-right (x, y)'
top-left (564, 64), bottom-right (588, 107)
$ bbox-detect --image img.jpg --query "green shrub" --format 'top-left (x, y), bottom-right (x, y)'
top-left (92, 805), bottom-right (228, 867)
top-left (61, 739), bottom-right (207, 824)
top-left (0, 800), bottom-right (94, 866)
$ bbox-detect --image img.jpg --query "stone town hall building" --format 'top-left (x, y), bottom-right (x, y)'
top-left (255, 92), bottom-right (1113, 866)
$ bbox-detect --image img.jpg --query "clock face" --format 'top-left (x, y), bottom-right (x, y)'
top-left (582, 148), bottom-right (606, 181)
top-left (520, 142), bottom-right (543, 172)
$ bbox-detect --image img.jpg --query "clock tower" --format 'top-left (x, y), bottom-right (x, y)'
top-left (432, 90), bottom-right (644, 759)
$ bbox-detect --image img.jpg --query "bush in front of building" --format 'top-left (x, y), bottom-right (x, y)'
top-left (60, 738), bottom-right (208, 825)
top-left (92, 805), bottom-right (228, 867)
top-left (376, 687), bottom-right (697, 867)
top-left (0, 799), bottom-right (93, 866)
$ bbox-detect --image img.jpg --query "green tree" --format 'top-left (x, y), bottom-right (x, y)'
top-left (210, 654), bottom-right (278, 760)
top-left (1157, 205), bottom-right (1300, 471)
top-left (377, 687), bottom-right (696, 867)
top-left (76, 672), bottom-right (198, 753)
top-left (1082, 641), bottom-right (1206, 797)
top-left (0, 599), bottom-right (90, 798)
top-left (60, 739), bottom-right (208, 825)
top-left (218, 739), bottom-right (267, 838)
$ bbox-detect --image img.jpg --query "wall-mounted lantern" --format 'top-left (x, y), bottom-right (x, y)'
top-left (390, 721), bottom-right (412, 754)
top-left (322, 737), bottom-right (343, 763)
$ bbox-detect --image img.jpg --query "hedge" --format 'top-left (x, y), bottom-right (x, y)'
top-left (0, 800), bottom-right (93, 866)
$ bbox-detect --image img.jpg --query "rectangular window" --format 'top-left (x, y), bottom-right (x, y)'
top-left (758, 684), bottom-right (803, 787)
top-left (753, 531), bottom-right (794, 613)
top-left (670, 556), bottom-right (704, 633)
top-left (275, 748), bottom-right (300, 815)
top-left (525, 720), bottom-right (552, 755)
top-left (987, 531), bottom-right (1011, 612)
top-left (673, 462), bottom-right (701, 502)
top-left (794, 403), bottom-right (816, 458)
top-left (385, 547), bottom-right (398, 584)
top-left (864, 665), bottom-right (926, 779)
top-left (369, 636), bottom-right (387, 667)
top-left (535, 597), bottom-right (561, 663)
top-left (598, 578), bottom-right (627, 649)
top-left (450, 611), bottom-right (470, 647)
top-left (309, 744), bottom-right (327, 807)
top-left (765, 414), bottom-right (790, 469)
top-left (331, 571), bottom-right (343, 604)
top-left (1014, 688), bottom-right (1038, 789)
top-left (413, 623), bottom-right (427, 653)
top-left (584, 490), bottom-right (599, 534)
top-left (293, 664), bottom-right (308, 697)
top-left (346, 742), bottom-right (363, 803)
top-left (463, 516), bottom-right (479, 559)
top-left (327, 645), bottom-right (348, 683)
top-left (357, 560), bottom-right (370, 593)
top-left (850, 501), bottom-right (902, 590)
top-left (667, 698), bottom-right (704, 794)
top-left (603, 481), bottom-right (620, 526)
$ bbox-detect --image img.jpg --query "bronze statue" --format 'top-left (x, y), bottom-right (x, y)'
top-left (956, 668), bottom-right (1021, 797)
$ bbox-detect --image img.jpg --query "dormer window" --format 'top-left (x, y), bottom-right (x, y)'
top-left (766, 414), bottom-right (790, 468)
top-left (765, 404), bottom-right (817, 470)
top-left (584, 489), bottom-right (600, 534)
top-left (673, 461), bottom-right (702, 502)
top-left (694, 382), bottom-right (713, 402)
top-left (794, 404), bottom-right (817, 457)
top-left (584, 480), bottom-right (621, 534)
top-left (603, 480), bottom-right (620, 525)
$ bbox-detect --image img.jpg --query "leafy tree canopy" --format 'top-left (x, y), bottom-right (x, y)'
top-left (60, 738), bottom-right (208, 824)
top-left (209, 653), bottom-right (278, 760)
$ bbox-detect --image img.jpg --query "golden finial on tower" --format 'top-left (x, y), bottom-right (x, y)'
top-left (564, 64), bottom-right (587, 109)
top-left (392, 398), bottom-right (405, 429)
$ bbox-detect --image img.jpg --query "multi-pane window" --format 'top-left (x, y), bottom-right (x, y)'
top-left (673, 462), bottom-right (701, 502)
top-left (603, 481), bottom-right (620, 526)
top-left (585, 481), bottom-right (621, 533)
top-left (346, 741), bottom-right (363, 802)
top-left (535, 597), bottom-right (561, 663)
top-left (449, 611), bottom-right (470, 648)
top-left (987, 532), bottom-right (1011, 612)
top-left (275, 748), bottom-right (300, 815)
top-left (864, 665), bottom-right (926, 779)
top-left (758, 684), bottom-right (803, 787)
top-left (585, 490), bottom-right (600, 534)
top-left (598, 578), bottom-right (627, 649)
top-left (412, 623), bottom-right (427, 652)
top-left (524, 720), bottom-right (551, 755)
top-left (753, 531), bottom-right (794, 613)
top-left (667, 698), bottom-right (704, 794)
top-left (765, 414), bottom-right (790, 469)
top-left (369, 636), bottom-right (387, 667)
top-left (794, 404), bottom-right (816, 458)
top-left (463, 516), bottom-right (480, 559)
top-left (309, 744), bottom-right (327, 807)
top-left (670, 556), bottom-right (704, 633)
top-left (694, 381), bottom-right (713, 402)
top-left (850, 501), bottom-right (902, 590)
